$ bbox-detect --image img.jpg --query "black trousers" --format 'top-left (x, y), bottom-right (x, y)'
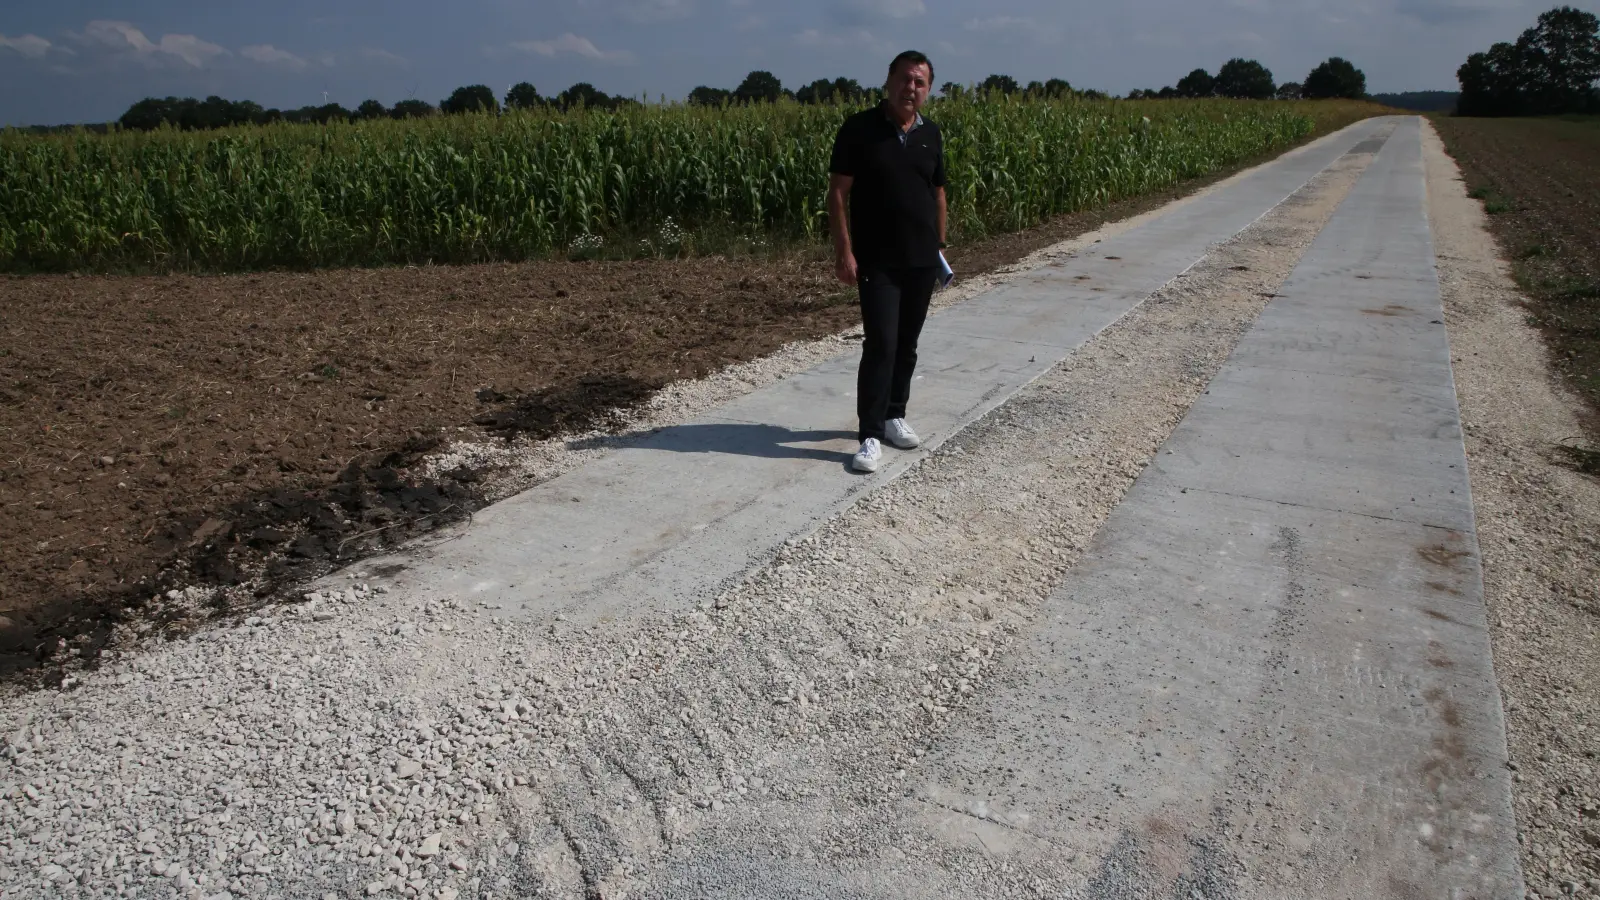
top-left (856, 265), bottom-right (937, 442)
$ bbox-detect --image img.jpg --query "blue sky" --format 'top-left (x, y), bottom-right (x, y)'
top-left (2, 0), bottom-right (1595, 126)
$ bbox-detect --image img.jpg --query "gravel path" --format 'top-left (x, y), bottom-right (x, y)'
top-left (0, 136), bottom-right (1380, 900)
top-left (1422, 123), bottom-right (1600, 900)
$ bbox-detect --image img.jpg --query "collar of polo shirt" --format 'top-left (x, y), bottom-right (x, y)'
top-left (882, 102), bottom-right (924, 144)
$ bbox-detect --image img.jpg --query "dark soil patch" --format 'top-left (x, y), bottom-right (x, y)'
top-left (0, 130), bottom-right (1357, 684)
top-left (472, 374), bottom-right (660, 439)
top-left (1432, 115), bottom-right (1600, 435)
top-left (0, 257), bottom-right (854, 678)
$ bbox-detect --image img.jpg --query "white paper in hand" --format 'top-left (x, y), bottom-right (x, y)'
top-left (937, 251), bottom-right (954, 288)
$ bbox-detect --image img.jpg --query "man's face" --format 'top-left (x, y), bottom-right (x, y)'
top-left (887, 62), bottom-right (931, 117)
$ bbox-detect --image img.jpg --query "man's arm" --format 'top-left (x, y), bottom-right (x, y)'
top-left (936, 186), bottom-right (947, 247)
top-left (828, 173), bottom-right (856, 285)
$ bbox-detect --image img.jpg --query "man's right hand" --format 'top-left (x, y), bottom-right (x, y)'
top-left (835, 252), bottom-right (858, 286)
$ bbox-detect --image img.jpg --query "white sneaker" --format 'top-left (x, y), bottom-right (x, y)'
top-left (852, 438), bottom-right (883, 473)
top-left (885, 418), bottom-right (920, 450)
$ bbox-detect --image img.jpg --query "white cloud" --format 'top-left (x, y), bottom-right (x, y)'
top-left (794, 27), bottom-right (881, 48)
top-left (240, 44), bottom-right (309, 70)
top-left (963, 16), bottom-right (1038, 32)
top-left (360, 48), bottom-right (410, 67)
top-left (509, 33), bottom-right (635, 63)
top-left (0, 33), bottom-right (52, 59)
top-left (962, 14), bottom-right (1064, 44)
top-left (157, 33), bottom-right (229, 67)
top-left (622, 0), bottom-right (695, 22)
top-left (78, 20), bottom-right (228, 67)
top-left (830, 0), bottom-right (925, 24)
top-left (1395, 0), bottom-right (1519, 22)
top-left (578, 0), bottom-right (696, 23)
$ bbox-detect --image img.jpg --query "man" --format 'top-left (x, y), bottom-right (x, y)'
top-left (827, 50), bottom-right (948, 474)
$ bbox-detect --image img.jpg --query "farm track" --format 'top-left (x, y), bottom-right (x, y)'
top-left (0, 116), bottom-right (1591, 899)
top-left (0, 148), bottom-right (1320, 683)
top-left (0, 117), bottom-right (1404, 900)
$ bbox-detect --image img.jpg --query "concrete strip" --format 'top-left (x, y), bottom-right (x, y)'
top-left (367, 117), bottom-right (1399, 624)
top-left (915, 117), bottom-right (1523, 898)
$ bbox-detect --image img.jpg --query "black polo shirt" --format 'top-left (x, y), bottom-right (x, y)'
top-left (828, 104), bottom-right (946, 270)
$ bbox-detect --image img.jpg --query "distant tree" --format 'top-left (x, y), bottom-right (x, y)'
top-left (1024, 80), bottom-right (1046, 97)
top-left (553, 82), bottom-right (614, 111)
top-left (1275, 82), bottom-right (1303, 100)
top-left (1043, 78), bottom-right (1073, 98)
top-left (1371, 90), bottom-right (1460, 112)
top-left (119, 95), bottom-right (280, 130)
top-left (1079, 89), bottom-right (1108, 100)
top-left (1175, 68), bottom-right (1215, 98)
top-left (978, 74), bottom-right (1021, 96)
top-left (391, 99), bottom-right (436, 119)
top-left (939, 81), bottom-right (966, 100)
top-left (1157, 86), bottom-right (1181, 99)
top-left (796, 79), bottom-right (832, 104)
top-left (1457, 6), bottom-right (1599, 115)
top-left (440, 85), bottom-right (499, 115)
top-left (237, 100), bottom-right (269, 125)
top-left (1457, 42), bottom-right (1523, 116)
top-left (356, 99), bottom-right (388, 120)
top-left (504, 82), bottom-right (544, 110)
top-left (687, 85), bottom-right (733, 106)
top-left (197, 95), bottom-right (237, 129)
top-left (283, 103), bottom-right (353, 125)
top-left (119, 97), bottom-right (176, 131)
top-left (795, 77), bottom-right (865, 104)
top-left (1302, 57), bottom-right (1366, 99)
top-left (734, 70), bottom-right (784, 103)
top-left (1215, 58), bottom-right (1275, 99)
top-left (1520, 6), bottom-right (1600, 112)
top-left (114, 94), bottom-right (361, 130)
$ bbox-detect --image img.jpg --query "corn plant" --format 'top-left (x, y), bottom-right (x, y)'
top-left (0, 98), bottom-right (1384, 273)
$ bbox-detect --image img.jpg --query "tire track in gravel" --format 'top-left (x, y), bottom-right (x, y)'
top-left (0, 142), bottom-right (1378, 900)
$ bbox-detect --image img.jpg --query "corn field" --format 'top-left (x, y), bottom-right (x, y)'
top-left (0, 98), bottom-right (1382, 272)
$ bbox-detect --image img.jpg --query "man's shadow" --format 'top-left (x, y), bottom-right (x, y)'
top-left (568, 424), bottom-right (858, 469)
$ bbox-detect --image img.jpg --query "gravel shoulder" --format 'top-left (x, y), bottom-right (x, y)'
top-left (0, 133), bottom-right (1380, 899)
top-left (1421, 121), bottom-right (1600, 900)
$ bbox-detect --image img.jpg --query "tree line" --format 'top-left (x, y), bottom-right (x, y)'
top-left (685, 71), bottom-right (1088, 106)
top-left (116, 82), bottom-right (640, 131)
top-left (112, 53), bottom-right (1383, 134)
top-left (1371, 91), bottom-right (1460, 113)
top-left (1125, 57), bottom-right (1367, 101)
top-left (1455, 5), bottom-right (1599, 116)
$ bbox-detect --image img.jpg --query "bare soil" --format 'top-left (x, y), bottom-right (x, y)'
top-left (0, 162), bottom-right (1268, 681)
top-left (1431, 115), bottom-right (1600, 439)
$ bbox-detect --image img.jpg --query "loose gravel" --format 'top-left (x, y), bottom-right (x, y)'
top-left (0, 147), bottom-right (1378, 900)
top-left (1423, 123), bottom-right (1600, 900)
